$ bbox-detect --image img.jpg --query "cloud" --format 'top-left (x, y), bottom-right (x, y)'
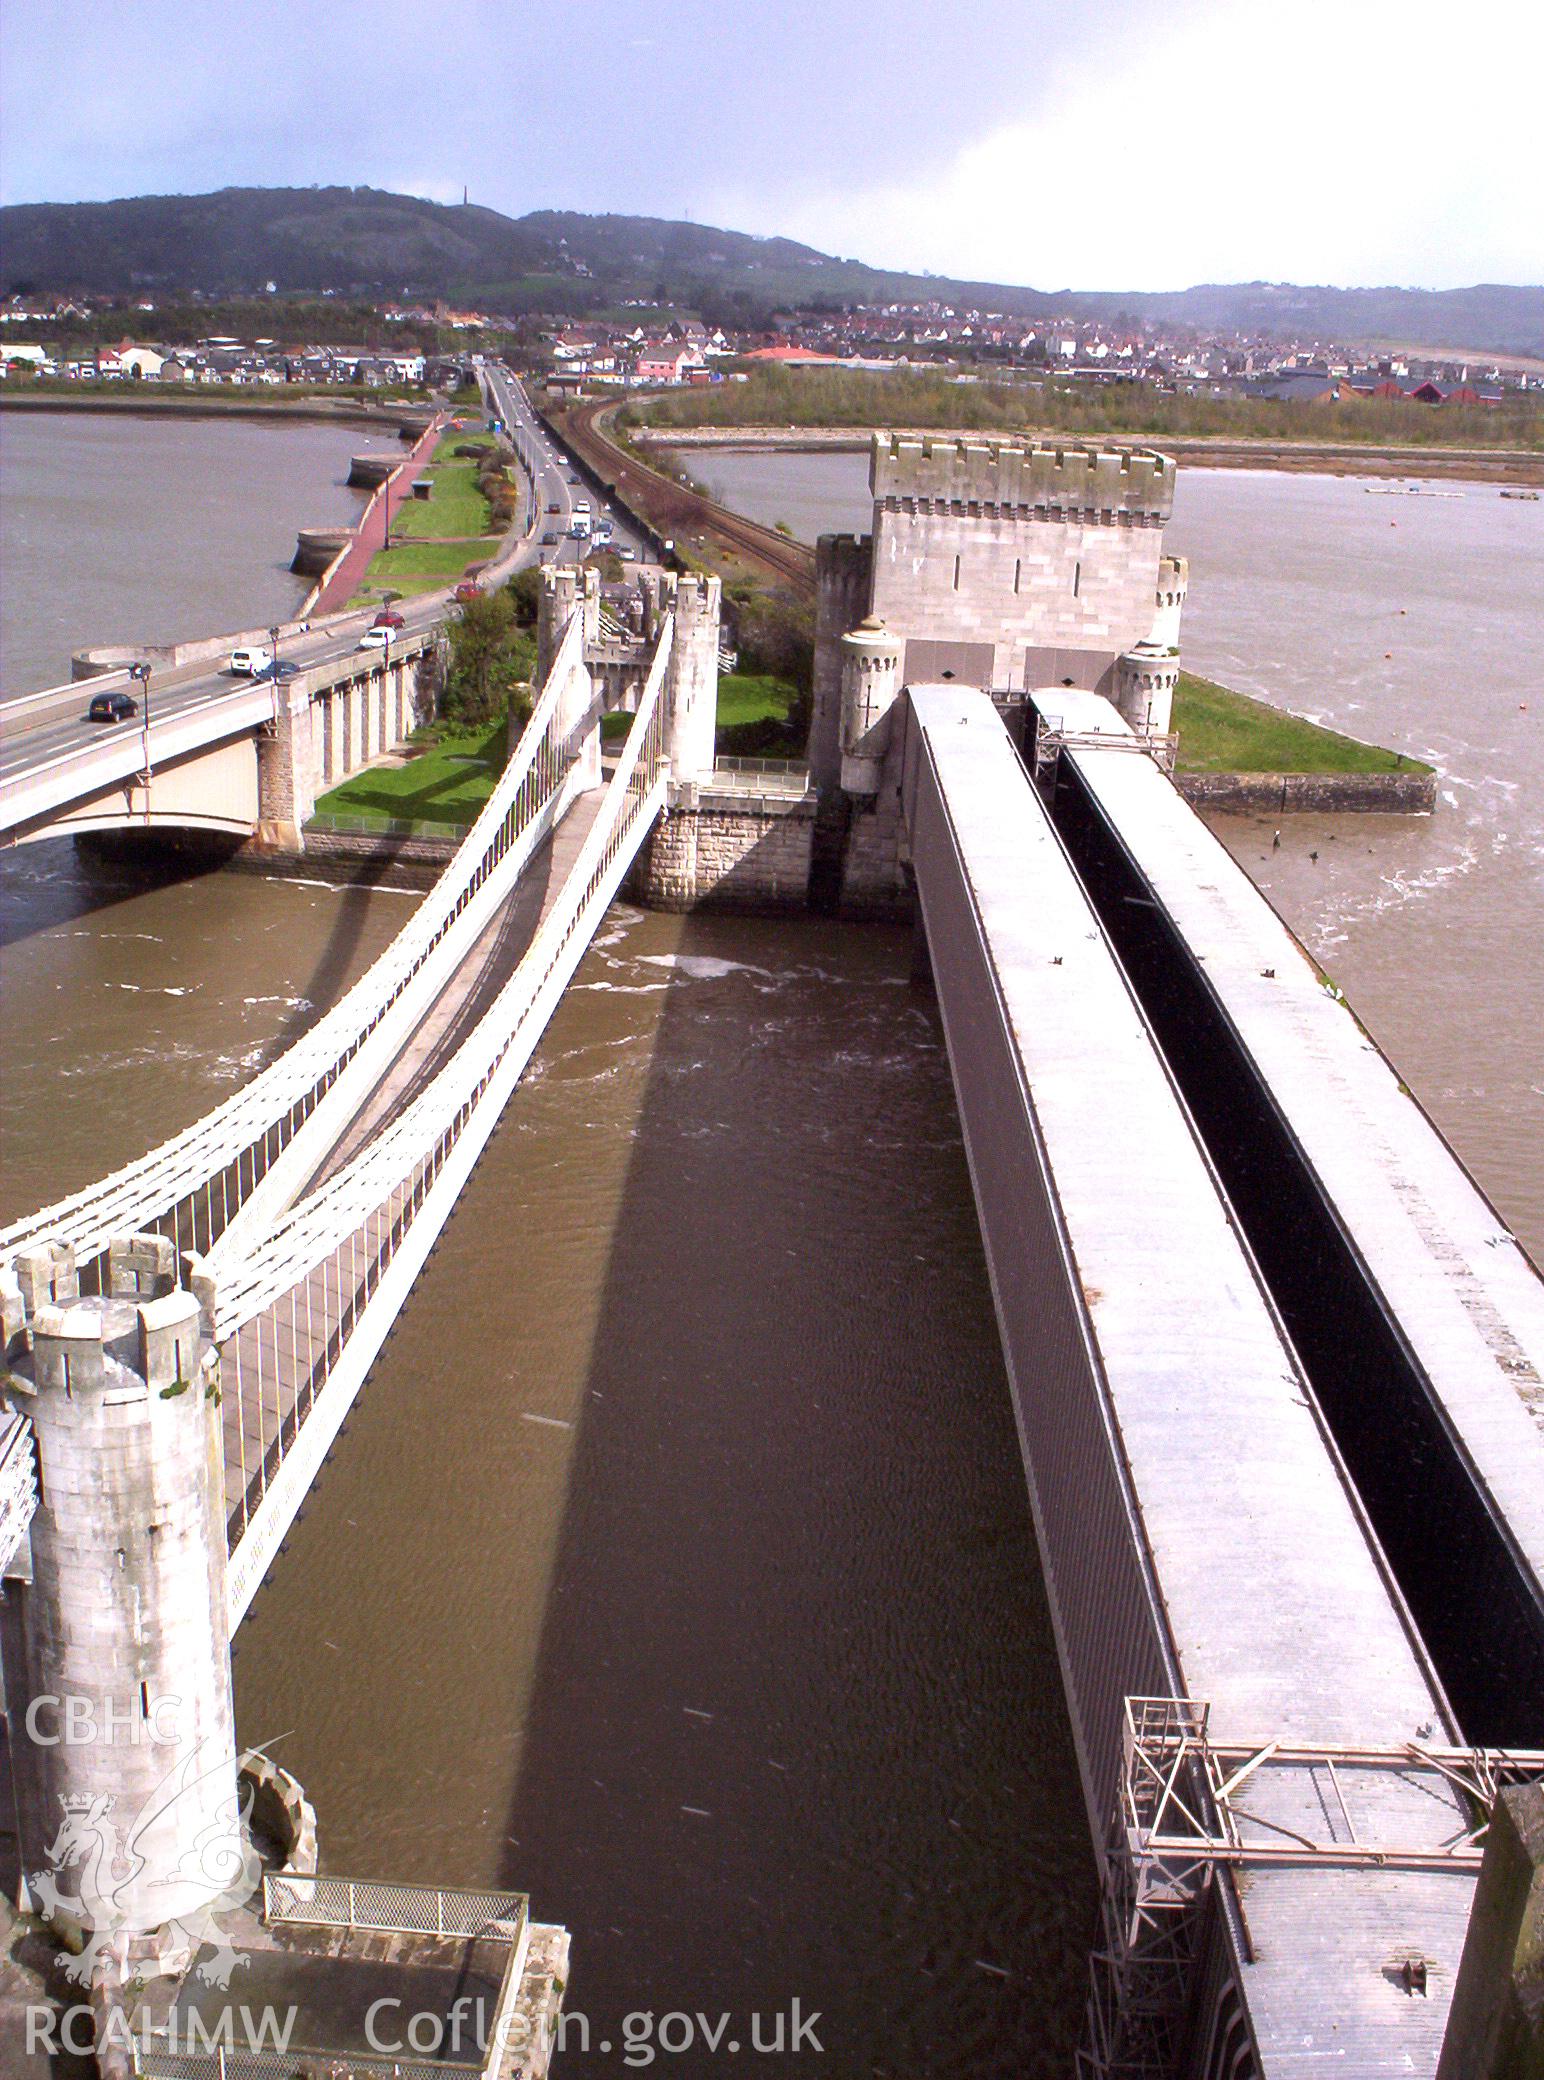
top-left (706, 0), bottom-right (1544, 290)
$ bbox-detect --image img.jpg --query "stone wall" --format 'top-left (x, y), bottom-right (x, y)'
top-left (869, 506), bottom-right (1164, 694)
top-left (1177, 769), bottom-right (1438, 814)
top-left (629, 792), bottom-right (816, 913)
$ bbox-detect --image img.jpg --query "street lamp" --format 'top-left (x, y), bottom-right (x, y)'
top-left (129, 661), bottom-right (152, 821)
top-left (269, 624), bottom-right (281, 678)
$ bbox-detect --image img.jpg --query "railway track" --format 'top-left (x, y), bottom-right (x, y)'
top-left (555, 395), bottom-right (817, 595)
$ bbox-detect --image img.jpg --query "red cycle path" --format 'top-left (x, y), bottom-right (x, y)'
top-left (310, 416), bottom-right (448, 616)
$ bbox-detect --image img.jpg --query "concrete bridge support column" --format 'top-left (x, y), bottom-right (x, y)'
top-left (662, 573), bottom-right (722, 785)
top-left (0, 1237), bottom-right (241, 1970)
top-left (320, 690), bottom-right (335, 787)
top-left (255, 680), bottom-right (318, 849)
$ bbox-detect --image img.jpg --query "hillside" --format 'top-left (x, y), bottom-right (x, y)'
top-left (2, 187), bottom-right (1540, 354)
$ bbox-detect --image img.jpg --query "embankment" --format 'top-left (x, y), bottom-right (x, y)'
top-left (638, 422), bottom-right (1544, 487)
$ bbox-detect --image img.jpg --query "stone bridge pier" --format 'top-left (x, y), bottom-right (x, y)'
top-left (256, 641), bottom-right (434, 849)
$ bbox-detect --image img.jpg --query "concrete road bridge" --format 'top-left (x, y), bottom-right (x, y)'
top-left (0, 365), bottom-right (592, 854)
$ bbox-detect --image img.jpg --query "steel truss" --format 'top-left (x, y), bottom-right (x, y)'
top-left (1078, 1696), bottom-right (1544, 2080)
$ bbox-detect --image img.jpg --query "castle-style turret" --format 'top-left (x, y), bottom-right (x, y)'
top-left (1115, 644), bottom-right (1180, 736)
top-left (1150, 554), bottom-right (1188, 651)
top-left (1, 1235), bottom-right (241, 1964)
top-left (661, 573), bottom-right (722, 784)
top-left (537, 564), bottom-right (601, 687)
top-left (839, 617), bottom-right (903, 797)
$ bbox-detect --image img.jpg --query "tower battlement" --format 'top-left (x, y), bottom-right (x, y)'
top-left (870, 433), bottom-right (1175, 525)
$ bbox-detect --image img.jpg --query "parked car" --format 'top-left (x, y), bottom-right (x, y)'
top-left (86, 690), bottom-right (137, 723)
top-left (358, 626), bottom-right (394, 651)
top-left (228, 645), bottom-right (273, 676)
top-left (540, 530), bottom-right (559, 545)
top-left (453, 582), bottom-right (481, 602)
top-left (371, 609), bottom-right (405, 629)
top-left (252, 659), bottom-right (300, 682)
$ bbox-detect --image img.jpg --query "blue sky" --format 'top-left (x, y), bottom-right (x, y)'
top-left (2, 0), bottom-right (1539, 290)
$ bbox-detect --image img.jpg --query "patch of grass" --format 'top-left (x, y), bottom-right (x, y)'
top-left (367, 537), bottom-right (503, 578)
top-left (389, 460), bottom-right (492, 540)
top-left (345, 577), bottom-right (451, 608)
top-left (714, 671), bottom-right (805, 757)
top-left (1173, 671), bottom-right (1428, 775)
top-left (716, 672), bottom-right (797, 727)
top-left (312, 717), bottom-right (508, 827)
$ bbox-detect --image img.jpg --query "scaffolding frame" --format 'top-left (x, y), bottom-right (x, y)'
top-left (1032, 717), bottom-right (1178, 788)
top-left (1078, 1696), bottom-right (1544, 2080)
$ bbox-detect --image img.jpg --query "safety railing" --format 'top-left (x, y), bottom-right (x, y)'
top-left (219, 621), bottom-right (672, 1619)
top-left (1, 615), bottom-right (593, 1285)
top-left (264, 1872), bottom-right (526, 1939)
top-left (307, 809), bottom-right (472, 842)
top-left (711, 755), bottom-right (811, 793)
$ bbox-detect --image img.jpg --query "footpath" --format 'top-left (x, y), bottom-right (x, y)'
top-left (310, 418), bottom-right (445, 615)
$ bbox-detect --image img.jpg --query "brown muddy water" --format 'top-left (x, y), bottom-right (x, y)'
top-left (0, 850), bottom-right (1090, 2076)
top-left (0, 409), bottom-right (392, 695)
top-left (682, 448), bottom-right (1544, 1255)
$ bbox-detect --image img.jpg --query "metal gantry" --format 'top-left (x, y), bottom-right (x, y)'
top-left (1079, 1696), bottom-right (1544, 2080)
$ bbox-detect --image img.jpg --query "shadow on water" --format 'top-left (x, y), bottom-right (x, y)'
top-left (253, 857), bottom-right (419, 1069)
top-left (0, 831), bottom-right (239, 952)
top-left (492, 911), bottom-right (1092, 2079)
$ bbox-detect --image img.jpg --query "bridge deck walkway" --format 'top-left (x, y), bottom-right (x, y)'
top-left (219, 785), bottom-right (606, 1533)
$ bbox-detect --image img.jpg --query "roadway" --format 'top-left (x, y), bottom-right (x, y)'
top-left (482, 363), bottom-right (652, 571)
top-left (0, 370), bottom-right (649, 825)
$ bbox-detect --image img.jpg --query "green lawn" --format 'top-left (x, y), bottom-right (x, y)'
top-left (311, 719), bottom-right (508, 828)
top-left (367, 536), bottom-right (503, 579)
top-left (390, 460), bottom-right (492, 541)
top-left (713, 671), bottom-right (805, 758)
top-left (1173, 672), bottom-right (1426, 776)
top-left (345, 576), bottom-right (451, 609)
top-left (716, 672), bottom-right (795, 727)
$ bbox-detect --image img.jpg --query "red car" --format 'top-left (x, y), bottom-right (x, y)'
top-left (454, 582), bottom-right (481, 602)
top-left (371, 609), bottom-right (405, 630)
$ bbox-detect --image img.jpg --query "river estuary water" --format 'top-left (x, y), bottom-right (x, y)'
top-left (684, 446), bottom-right (1544, 1254)
top-left (1, 419), bottom-right (1541, 2074)
top-left (0, 407), bottom-right (397, 694)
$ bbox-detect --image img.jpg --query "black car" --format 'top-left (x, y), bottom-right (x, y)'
top-left (252, 660), bottom-right (301, 682)
top-left (541, 530), bottom-right (559, 545)
top-left (87, 690), bottom-right (138, 723)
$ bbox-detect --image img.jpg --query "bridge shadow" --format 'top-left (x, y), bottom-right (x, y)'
top-left (252, 854), bottom-right (430, 1070)
top-left (490, 908), bottom-right (1092, 2077)
top-left (0, 831), bottom-right (242, 955)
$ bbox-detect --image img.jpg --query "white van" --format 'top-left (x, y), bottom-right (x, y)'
top-left (229, 646), bottom-right (273, 676)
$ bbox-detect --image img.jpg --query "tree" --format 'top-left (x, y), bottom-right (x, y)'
top-left (441, 592), bottom-right (534, 727)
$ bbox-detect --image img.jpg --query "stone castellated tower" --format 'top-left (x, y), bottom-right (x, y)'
top-left (537, 563), bottom-right (601, 688)
top-left (810, 434), bottom-right (1178, 784)
top-left (1113, 554), bottom-right (1189, 736)
top-left (660, 573), bottom-right (722, 786)
top-left (1, 1235), bottom-right (242, 1964)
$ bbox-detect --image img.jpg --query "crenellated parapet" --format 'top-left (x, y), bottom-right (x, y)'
top-left (870, 433), bottom-right (1175, 527)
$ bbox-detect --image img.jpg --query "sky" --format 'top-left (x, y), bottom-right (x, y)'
top-left (2, 0), bottom-right (1539, 291)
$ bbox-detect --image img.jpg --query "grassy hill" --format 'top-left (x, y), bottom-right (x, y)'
top-left (3, 187), bottom-right (1541, 354)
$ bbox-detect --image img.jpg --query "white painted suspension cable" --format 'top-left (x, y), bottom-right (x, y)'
top-left (212, 625), bottom-right (673, 1340)
top-left (1, 616), bottom-right (588, 1263)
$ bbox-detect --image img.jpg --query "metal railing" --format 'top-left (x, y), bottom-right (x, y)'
top-left (308, 809), bottom-right (471, 843)
top-left (264, 1872), bottom-right (525, 1940)
top-left (136, 2039), bottom-right (482, 2080)
top-left (1, 616), bottom-right (592, 1285)
top-left (711, 755), bottom-right (811, 793)
top-left (218, 623), bottom-right (672, 1618)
